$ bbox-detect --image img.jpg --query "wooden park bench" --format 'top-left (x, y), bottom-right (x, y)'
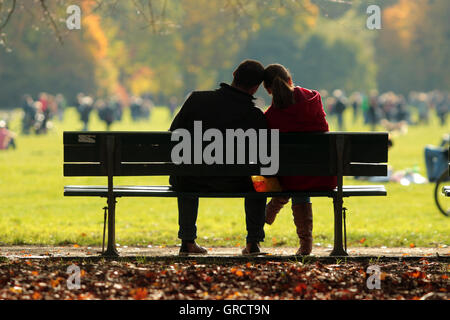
top-left (63, 131), bottom-right (389, 257)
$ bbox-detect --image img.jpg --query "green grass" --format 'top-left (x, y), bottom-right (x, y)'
top-left (0, 106), bottom-right (448, 248)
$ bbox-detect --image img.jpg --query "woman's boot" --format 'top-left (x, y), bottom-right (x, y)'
top-left (292, 203), bottom-right (313, 255)
top-left (265, 197), bottom-right (290, 225)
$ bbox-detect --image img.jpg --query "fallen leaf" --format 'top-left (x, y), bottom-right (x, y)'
top-left (294, 283), bottom-right (307, 294)
top-left (50, 279), bottom-right (61, 288)
top-left (131, 288), bottom-right (148, 300)
top-left (32, 292), bottom-right (42, 300)
top-left (235, 270), bottom-right (244, 277)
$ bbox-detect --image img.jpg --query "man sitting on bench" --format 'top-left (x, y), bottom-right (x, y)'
top-left (169, 60), bottom-right (268, 255)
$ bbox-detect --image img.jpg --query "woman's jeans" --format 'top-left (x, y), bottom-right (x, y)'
top-left (291, 196), bottom-right (311, 205)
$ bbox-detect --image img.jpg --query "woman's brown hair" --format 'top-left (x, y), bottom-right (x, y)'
top-left (263, 64), bottom-right (295, 109)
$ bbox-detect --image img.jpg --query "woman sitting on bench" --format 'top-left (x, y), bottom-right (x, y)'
top-left (262, 63), bottom-right (337, 255)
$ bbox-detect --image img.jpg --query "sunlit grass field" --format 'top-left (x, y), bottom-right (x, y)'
top-left (0, 106), bottom-right (448, 249)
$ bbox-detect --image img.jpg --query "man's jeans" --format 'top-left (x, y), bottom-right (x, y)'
top-left (177, 196), bottom-right (266, 244)
top-left (424, 146), bottom-right (447, 182)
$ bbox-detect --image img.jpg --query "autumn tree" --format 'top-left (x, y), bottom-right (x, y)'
top-left (0, 1), bottom-right (99, 107)
top-left (376, 0), bottom-right (450, 93)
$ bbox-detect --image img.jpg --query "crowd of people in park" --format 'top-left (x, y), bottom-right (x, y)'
top-left (20, 92), bottom-right (67, 135)
top-left (6, 87), bottom-right (448, 136)
top-left (14, 92), bottom-right (156, 134)
top-left (75, 93), bottom-right (155, 131)
top-left (321, 89), bottom-right (449, 132)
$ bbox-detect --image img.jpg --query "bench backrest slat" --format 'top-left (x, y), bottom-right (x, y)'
top-left (63, 131), bottom-right (388, 177)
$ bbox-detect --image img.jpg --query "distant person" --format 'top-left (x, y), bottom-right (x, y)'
top-left (350, 92), bottom-right (361, 123)
top-left (0, 120), bottom-right (17, 150)
top-left (77, 93), bottom-right (94, 131)
top-left (39, 92), bottom-right (50, 134)
top-left (361, 93), bottom-right (369, 124)
top-left (109, 96), bottom-right (123, 122)
top-left (55, 94), bottom-right (67, 122)
top-left (395, 94), bottom-right (410, 123)
top-left (424, 134), bottom-right (450, 182)
top-left (416, 92), bottom-right (429, 125)
top-left (380, 92), bottom-right (396, 121)
top-left (21, 94), bottom-right (36, 135)
top-left (262, 63), bottom-right (337, 256)
top-left (141, 96), bottom-right (153, 120)
top-left (367, 91), bottom-right (379, 131)
top-left (98, 99), bottom-right (116, 131)
top-left (333, 89), bottom-right (346, 131)
top-left (33, 101), bottom-right (47, 135)
top-left (130, 96), bottom-right (143, 122)
top-left (168, 96), bottom-right (178, 117)
top-left (434, 91), bottom-right (448, 127)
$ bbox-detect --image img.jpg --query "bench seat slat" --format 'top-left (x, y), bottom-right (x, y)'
top-left (64, 185), bottom-right (387, 198)
top-left (64, 163), bottom-right (388, 177)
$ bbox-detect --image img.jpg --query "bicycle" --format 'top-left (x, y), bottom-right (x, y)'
top-left (434, 168), bottom-right (449, 217)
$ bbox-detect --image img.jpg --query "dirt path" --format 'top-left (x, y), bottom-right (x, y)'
top-left (1, 245), bottom-right (449, 259)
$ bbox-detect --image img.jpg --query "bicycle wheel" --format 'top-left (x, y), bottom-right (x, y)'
top-left (434, 169), bottom-right (450, 217)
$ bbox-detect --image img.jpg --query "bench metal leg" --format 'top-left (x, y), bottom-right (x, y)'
top-left (102, 135), bottom-right (119, 257)
top-left (330, 196), bottom-right (348, 257)
top-left (330, 136), bottom-right (348, 257)
top-left (102, 206), bottom-right (107, 253)
top-left (102, 197), bottom-right (119, 257)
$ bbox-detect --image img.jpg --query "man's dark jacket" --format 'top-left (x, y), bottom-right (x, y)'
top-left (169, 83), bottom-right (268, 192)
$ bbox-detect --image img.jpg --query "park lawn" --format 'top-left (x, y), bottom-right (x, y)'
top-left (0, 106), bottom-right (448, 249)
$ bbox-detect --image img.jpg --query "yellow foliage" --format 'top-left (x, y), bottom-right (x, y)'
top-left (383, 0), bottom-right (428, 50)
top-left (80, 1), bottom-right (119, 96)
top-left (82, 3), bottom-right (109, 60)
top-left (128, 67), bottom-right (158, 96)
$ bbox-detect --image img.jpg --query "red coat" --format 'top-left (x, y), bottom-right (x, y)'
top-left (265, 86), bottom-right (337, 191)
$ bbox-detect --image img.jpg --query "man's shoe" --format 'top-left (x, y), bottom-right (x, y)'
top-left (242, 242), bottom-right (263, 255)
top-left (179, 241), bottom-right (208, 256)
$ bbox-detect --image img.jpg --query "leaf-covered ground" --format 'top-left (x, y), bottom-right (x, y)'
top-left (0, 258), bottom-right (448, 300)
